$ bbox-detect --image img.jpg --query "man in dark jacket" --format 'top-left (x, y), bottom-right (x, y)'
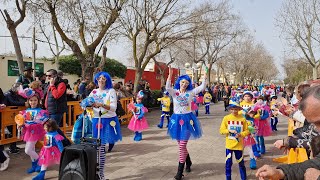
top-left (3, 83), bottom-right (25, 154)
top-left (44, 69), bottom-right (70, 146)
top-left (17, 67), bottom-right (34, 89)
top-left (5, 83), bottom-right (26, 106)
top-left (256, 85), bottom-right (320, 180)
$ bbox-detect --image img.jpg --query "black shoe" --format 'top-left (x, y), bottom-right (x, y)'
top-left (108, 143), bottom-right (115, 152)
top-left (174, 162), bottom-right (185, 180)
top-left (185, 154), bottom-right (192, 172)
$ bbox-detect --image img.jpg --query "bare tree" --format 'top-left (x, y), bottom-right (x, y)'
top-left (276, 0), bottom-right (320, 80)
top-left (0, 0), bottom-right (30, 74)
top-left (223, 36), bottom-right (278, 85)
top-left (30, 0), bottom-right (125, 78)
top-left (119, 0), bottom-right (204, 92)
top-left (283, 57), bottom-right (312, 84)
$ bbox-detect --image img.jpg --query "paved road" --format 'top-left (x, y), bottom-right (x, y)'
top-left (2, 102), bottom-right (287, 180)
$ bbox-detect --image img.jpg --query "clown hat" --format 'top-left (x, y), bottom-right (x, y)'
top-left (18, 88), bottom-right (36, 99)
top-left (270, 93), bottom-right (277, 99)
top-left (137, 90), bottom-right (144, 99)
top-left (163, 91), bottom-right (169, 96)
top-left (228, 98), bottom-right (242, 109)
top-left (243, 91), bottom-right (253, 98)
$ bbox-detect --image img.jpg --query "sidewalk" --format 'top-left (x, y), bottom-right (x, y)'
top-left (2, 102), bottom-right (288, 180)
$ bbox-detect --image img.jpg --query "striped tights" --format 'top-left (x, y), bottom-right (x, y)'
top-left (178, 140), bottom-right (188, 163)
top-left (97, 146), bottom-right (106, 179)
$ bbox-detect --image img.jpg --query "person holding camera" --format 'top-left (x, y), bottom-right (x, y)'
top-left (43, 69), bottom-right (71, 147)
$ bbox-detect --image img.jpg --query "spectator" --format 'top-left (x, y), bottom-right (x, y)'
top-left (43, 69), bottom-right (71, 146)
top-left (0, 88), bottom-right (9, 171)
top-left (4, 83), bottom-right (25, 154)
top-left (84, 82), bottom-right (96, 98)
top-left (57, 70), bottom-right (64, 79)
top-left (37, 72), bottom-right (46, 90)
top-left (73, 79), bottom-right (81, 94)
top-left (256, 85), bottom-right (320, 180)
top-left (137, 79), bottom-right (145, 93)
top-left (123, 84), bottom-right (134, 97)
top-left (17, 67), bottom-right (34, 89)
top-left (5, 83), bottom-right (27, 106)
top-left (29, 81), bottom-right (44, 100)
top-left (113, 83), bottom-right (125, 100)
top-left (79, 76), bottom-right (90, 99)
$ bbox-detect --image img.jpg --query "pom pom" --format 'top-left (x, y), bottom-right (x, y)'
top-left (54, 134), bottom-right (64, 141)
top-left (127, 102), bottom-right (135, 112)
top-left (80, 97), bottom-right (95, 108)
top-left (15, 114), bottom-right (25, 126)
top-left (142, 107), bottom-right (148, 113)
top-left (137, 90), bottom-right (144, 99)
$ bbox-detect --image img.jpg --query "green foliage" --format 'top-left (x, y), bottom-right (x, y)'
top-left (151, 90), bottom-right (162, 107)
top-left (58, 55), bottom-right (127, 78)
top-left (102, 58), bottom-right (127, 78)
top-left (59, 55), bottom-right (82, 76)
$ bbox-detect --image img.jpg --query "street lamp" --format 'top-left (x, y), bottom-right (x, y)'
top-left (185, 62), bottom-right (203, 83)
top-left (232, 72), bottom-right (236, 84)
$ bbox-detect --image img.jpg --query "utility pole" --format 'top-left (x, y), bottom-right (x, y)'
top-left (32, 26), bottom-right (37, 78)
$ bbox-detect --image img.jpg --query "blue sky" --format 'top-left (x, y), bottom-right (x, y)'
top-left (0, 0), bottom-right (285, 77)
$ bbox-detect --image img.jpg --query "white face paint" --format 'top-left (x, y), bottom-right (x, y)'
top-left (97, 75), bottom-right (106, 89)
top-left (180, 79), bottom-right (189, 91)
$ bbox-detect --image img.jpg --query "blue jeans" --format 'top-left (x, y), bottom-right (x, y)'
top-left (49, 113), bottom-right (71, 147)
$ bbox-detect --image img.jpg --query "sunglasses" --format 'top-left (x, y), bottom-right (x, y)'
top-left (46, 74), bottom-right (53, 77)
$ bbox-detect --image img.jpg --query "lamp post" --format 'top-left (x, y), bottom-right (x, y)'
top-left (226, 72), bottom-right (230, 84)
top-left (185, 62), bottom-right (203, 83)
top-left (232, 72), bottom-right (236, 84)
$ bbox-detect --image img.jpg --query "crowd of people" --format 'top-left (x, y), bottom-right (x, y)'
top-left (0, 65), bottom-right (320, 180)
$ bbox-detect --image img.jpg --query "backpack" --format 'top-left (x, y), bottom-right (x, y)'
top-left (116, 100), bottom-right (125, 117)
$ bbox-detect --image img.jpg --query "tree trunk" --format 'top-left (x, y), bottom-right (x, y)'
top-left (312, 66), bottom-right (318, 80)
top-left (9, 29), bottom-right (24, 74)
top-left (208, 63), bottom-right (213, 85)
top-left (160, 73), bottom-right (165, 88)
top-left (55, 55), bottom-right (59, 70)
top-left (80, 54), bottom-right (95, 80)
top-left (133, 68), bottom-right (143, 93)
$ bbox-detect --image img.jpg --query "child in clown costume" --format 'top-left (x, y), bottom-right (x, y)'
top-left (254, 96), bottom-right (272, 155)
top-left (128, 90), bottom-right (149, 141)
top-left (240, 91), bottom-right (260, 169)
top-left (203, 89), bottom-right (212, 114)
top-left (270, 95), bottom-right (279, 131)
top-left (157, 91), bottom-right (171, 128)
top-left (33, 119), bottom-right (64, 180)
top-left (191, 95), bottom-right (199, 116)
top-left (15, 88), bottom-right (48, 174)
top-left (220, 98), bottom-right (249, 180)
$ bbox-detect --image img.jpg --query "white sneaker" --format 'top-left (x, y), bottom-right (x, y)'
top-left (0, 157), bottom-right (10, 171)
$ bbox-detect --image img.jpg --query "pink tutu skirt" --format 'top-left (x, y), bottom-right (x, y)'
top-left (254, 119), bottom-right (272, 137)
top-left (244, 135), bottom-right (256, 147)
top-left (22, 124), bottom-right (46, 142)
top-left (196, 96), bottom-right (204, 104)
top-left (38, 146), bottom-right (61, 166)
top-left (128, 116), bottom-right (149, 132)
top-left (191, 101), bottom-right (198, 111)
